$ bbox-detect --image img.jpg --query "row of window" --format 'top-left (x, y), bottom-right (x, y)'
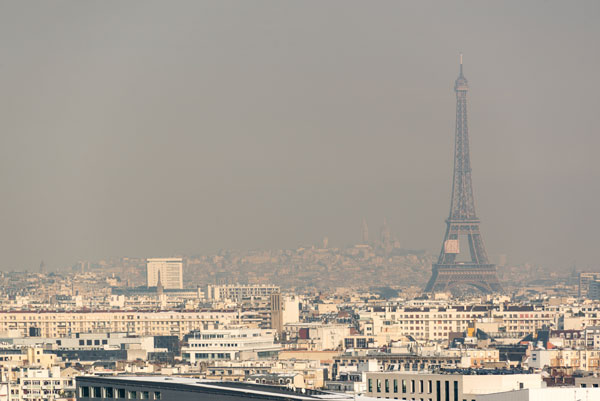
top-left (376, 313), bottom-right (552, 319)
top-left (187, 352), bottom-right (231, 359)
top-left (369, 378), bottom-right (433, 394)
top-left (188, 343), bottom-right (239, 347)
top-left (79, 386), bottom-right (160, 400)
top-left (337, 359), bottom-right (460, 365)
top-left (78, 339), bottom-right (109, 346)
top-left (22, 380), bottom-right (72, 386)
top-left (383, 314), bottom-right (485, 319)
top-left (0, 314), bottom-right (229, 320)
top-left (368, 378), bottom-right (460, 401)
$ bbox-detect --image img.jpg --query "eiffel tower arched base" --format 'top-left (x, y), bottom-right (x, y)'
top-left (424, 263), bottom-right (503, 294)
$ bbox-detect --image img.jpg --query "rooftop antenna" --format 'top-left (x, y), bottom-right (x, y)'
top-left (459, 52), bottom-right (464, 76)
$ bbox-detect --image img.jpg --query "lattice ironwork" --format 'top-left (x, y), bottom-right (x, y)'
top-left (425, 56), bottom-right (502, 294)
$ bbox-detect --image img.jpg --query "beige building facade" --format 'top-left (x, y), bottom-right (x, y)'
top-left (0, 310), bottom-right (237, 339)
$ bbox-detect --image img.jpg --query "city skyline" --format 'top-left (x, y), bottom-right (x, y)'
top-left (1, 3), bottom-right (600, 400)
top-left (0, 1), bottom-right (599, 271)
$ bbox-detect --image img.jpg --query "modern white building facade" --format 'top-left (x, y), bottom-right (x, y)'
top-left (365, 371), bottom-right (542, 401)
top-left (146, 258), bottom-right (183, 289)
top-left (182, 328), bottom-right (280, 363)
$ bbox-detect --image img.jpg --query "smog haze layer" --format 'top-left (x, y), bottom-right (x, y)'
top-left (0, 1), bottom-right (598, 271)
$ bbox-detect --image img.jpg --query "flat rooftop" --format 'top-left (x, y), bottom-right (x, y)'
top-left (76, 376), bottom-right (373, 401)
top-left (370, 368), bottom-right (533, 376)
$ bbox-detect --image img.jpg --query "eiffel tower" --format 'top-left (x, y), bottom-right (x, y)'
top-left (425, 55), bottom-right (503, 294)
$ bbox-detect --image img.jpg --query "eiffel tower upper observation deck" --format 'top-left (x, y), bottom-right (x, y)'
top-left (424, 55), bottom-right (502, 294)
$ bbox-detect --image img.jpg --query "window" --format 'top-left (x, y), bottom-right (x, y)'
top-left (104, 387), bottom-right (114, 398)
top-left (93, 387), bottom-right (102, 398)
top-left (428, 380), bottom-right (432, 394)
top-left (385, 379), bottom-right (389, 393)
top-left (80, 387), bottom-right (90, 398)
top-left (445, 381), bottom-right (449, 401)
top-left (153, 392), bottom-right (161, 400)
top-left (393, 379), bottom-right (398, 393)
top-left (377, 379), bottom-right (381, 393)
top-left (420, 380), bottom-right (424, 393)
top-left (402, 379), bottom-right (407, 393)
top-left (140, 391), bottom-right (149, 399)
top-left (128, 390), bottom-right (137, 399)
top-left (436, 381), bottom-right (441, 401)
top-left (411, 380), bottom-right (415, 393)
top-left (454, 381), bottom-right (458, 401)
top-left (368, 379), bottom-right (373, 393)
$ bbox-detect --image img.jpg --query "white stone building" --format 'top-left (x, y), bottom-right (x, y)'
top-left (182, 328), bottom-right (280, 363)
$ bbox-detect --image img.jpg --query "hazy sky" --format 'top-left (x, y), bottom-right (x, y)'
top-left (0, 1), bottom-right (599, 271)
